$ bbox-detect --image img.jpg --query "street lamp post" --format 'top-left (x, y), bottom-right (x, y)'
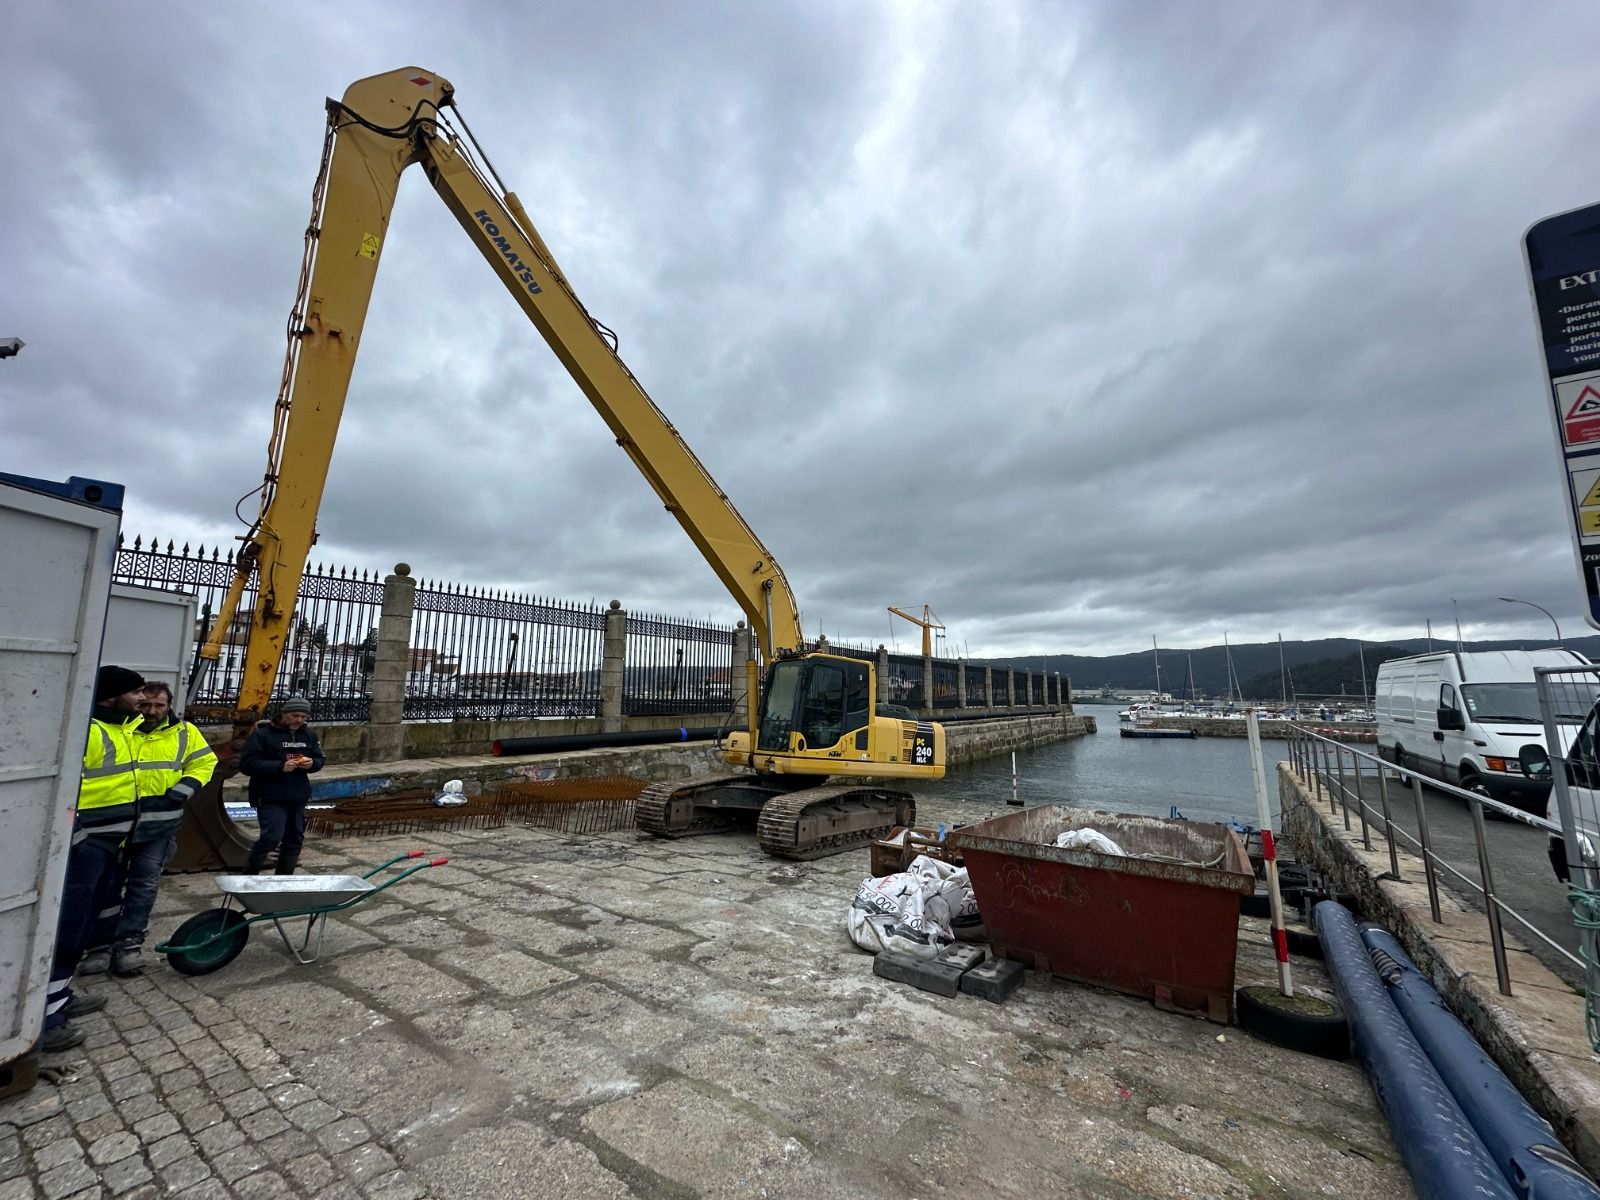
top-left (1497, 596), bottom-right (1562, 645)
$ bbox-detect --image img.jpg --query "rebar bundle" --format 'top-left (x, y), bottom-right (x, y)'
top-left (305, 788), bottom-right (508, 837)
top-left (487, 776), bottom-right (645, 834)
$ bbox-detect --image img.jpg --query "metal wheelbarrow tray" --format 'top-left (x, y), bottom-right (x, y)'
top-left (949, 805), bottom-right (1254, 1022)
top-left (155, 851), bottom-right (448, 975)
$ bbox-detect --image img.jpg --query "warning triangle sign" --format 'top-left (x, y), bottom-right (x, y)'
top-left (1583, 476), bottom-right (1600, 508)
top-left (1568, 386), bottom-right (1600, 419)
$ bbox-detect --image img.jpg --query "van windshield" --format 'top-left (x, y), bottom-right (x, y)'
top-left (1460, 683), bottom-right (1550, 724)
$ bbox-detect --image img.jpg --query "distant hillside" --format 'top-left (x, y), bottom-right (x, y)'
top-left (1239, 646), bottom-right (1411, 701)
top-left (990, 636), bottom-right (1600, 699)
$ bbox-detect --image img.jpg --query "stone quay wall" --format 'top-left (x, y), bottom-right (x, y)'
top-left (219, 711), bottom-right (1096, 805)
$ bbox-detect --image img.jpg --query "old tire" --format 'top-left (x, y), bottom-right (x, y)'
top-left (164, 909), bottom-right (250, 976)
top-left (1242, 886), bottom-right (1307, 918)
top-left (1283, 925), bottom-right (1324, 960)
top-left (1236, 985), bottom-right (1348, 1059)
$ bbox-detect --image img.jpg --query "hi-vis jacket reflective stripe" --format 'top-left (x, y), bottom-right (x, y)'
top-left (132, 718), bottom-right (219, 839)
top-left (78, 713), bottom-right (147, 844)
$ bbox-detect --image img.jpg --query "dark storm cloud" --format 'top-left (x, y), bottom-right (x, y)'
top-left (6, 1), bottom-right (1600, 657)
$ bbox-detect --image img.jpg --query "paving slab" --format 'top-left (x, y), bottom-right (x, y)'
top-left (1, 794), bottom-right (1418, 1198)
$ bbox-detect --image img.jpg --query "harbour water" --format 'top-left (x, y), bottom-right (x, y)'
top-left (915, 703), bottom-right (1278, 827)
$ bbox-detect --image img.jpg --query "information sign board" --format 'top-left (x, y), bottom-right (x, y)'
top-left (1524, 204), bottom-right (1600, 630)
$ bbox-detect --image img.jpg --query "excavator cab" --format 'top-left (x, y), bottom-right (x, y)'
top-left (726, 653), bottom-right (944, 782)
top-left (755, 655), bottom-right (873, 754)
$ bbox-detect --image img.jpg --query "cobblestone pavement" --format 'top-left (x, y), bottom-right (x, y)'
top-left (2, 797), bottom-right (1415, 1199)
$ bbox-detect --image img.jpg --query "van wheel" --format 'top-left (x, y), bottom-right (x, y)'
top-left (1463, 776), bottom-right (1501, 819)
top-left (1393, 746), bottom-right (1413, 787)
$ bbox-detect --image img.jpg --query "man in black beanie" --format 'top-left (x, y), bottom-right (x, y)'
top-left (239, 696), bottom-right (324, 875)
top-left (40, 664), bottom-right (146, 1053)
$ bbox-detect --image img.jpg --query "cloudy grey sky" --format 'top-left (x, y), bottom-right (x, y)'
top-left (6, 2), bottom-right (1599, 656)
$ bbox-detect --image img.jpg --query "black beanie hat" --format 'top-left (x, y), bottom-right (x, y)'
top-left (95, 665), bottom-right (146, 702)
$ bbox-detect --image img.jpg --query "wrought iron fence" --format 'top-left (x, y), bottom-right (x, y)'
top-left (886, 652), bottom-right (925, 708)
top-left (113, 535), bottom-right (1062, 725)
top-left (112, 536), bottom-right (384, 723)
top-left (408, 580), bottom-right (605, 720)
top-left (622, 610), bottom-right (735, 717)
top-left (114, 537), bottom-right (695, 722)
top-left (820, 640), bottom-right (877, 662)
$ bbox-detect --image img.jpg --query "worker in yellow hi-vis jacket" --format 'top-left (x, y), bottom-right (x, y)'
top-left (79, 681), bottom-right (218, 978)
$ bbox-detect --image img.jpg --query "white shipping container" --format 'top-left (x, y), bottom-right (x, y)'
top-left (103, 583), bottom-right (197, 702)
top-left (0, 481), bottom-right (119, 1073)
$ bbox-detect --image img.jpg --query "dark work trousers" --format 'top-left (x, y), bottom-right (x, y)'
top-left (87, 831), bottom-right (179, 951)
top-left (44, 839), bottom-right (122, 1030)
top-left (246, 802), bottom-right (307, 873)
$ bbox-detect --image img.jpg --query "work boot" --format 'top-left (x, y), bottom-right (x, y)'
top-left (41, 1024), bottom-right (85, 1053)
top-left (110, 947), bottom-right (145, 977)
top-left (77, 949), bottom-right (111, 976)
top-left (62, 992), bottom-right (107, 1019)
top-left (274, 850), bottom-right (301, 876)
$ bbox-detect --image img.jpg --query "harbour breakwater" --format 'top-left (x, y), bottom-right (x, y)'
top-left (1141, 716), bottom-right (1376, 742)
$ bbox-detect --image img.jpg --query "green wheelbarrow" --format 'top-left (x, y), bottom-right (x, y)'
top-left (155, 850), bottom-right (449, 975)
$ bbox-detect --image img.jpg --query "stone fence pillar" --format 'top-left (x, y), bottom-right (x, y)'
top-left (368, 563), bottom-right (416, 762)
top-left (877, 645), bottom-right (890, 705)
top-left (1006, 668), bottom-right (1016, 708)
top-left (1062, 673), bottom-right (1074, 713)
top-left (730, 621), bottom-right (754, 724)
top-left (1023, 670), bottom-right (1034, 707)
top-left (600, 600), bottom-right (626, 733)
top-left (956, 659), bottom-right (967, 709)
top-left (922, 653), bottom-right (934, 718)
top-left (984, 666), bottom-right (994, 710)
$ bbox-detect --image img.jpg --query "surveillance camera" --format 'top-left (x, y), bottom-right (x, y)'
top-left (0, 338), bottom-right (23, 359)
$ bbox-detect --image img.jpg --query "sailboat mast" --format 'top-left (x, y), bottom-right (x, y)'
top-left (1278, 633), bottom-right (1287, 706)
top-left (1224, 632), bottom-right (1237, 703)
top-left (1152, 636), bottom-right (1162, 701)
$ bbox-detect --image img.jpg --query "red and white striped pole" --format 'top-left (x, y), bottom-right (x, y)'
top-left (1247, 709), bottom-right (1293, 996)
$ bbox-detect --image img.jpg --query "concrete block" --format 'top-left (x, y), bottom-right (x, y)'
top-left (935, 943), bottom-right (987, 973)
top-left (960, 957), bottom-right (1025, 1003)
top-left (872, 950), bottom-right (966, 998)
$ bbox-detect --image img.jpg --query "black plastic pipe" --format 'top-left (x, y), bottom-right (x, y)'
top-left (492, 727), bottom-right (724, 756)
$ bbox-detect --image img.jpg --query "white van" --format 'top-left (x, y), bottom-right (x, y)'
top-left (1375, 649), bottom-right (1590, 816)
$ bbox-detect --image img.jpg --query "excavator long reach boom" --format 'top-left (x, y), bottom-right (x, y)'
top-left (184, 67), bottom-right (942, 869)
top-left (195, 67), bottom-right (801, 720)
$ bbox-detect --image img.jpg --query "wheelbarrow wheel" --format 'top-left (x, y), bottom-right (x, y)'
top-left (165, 908), bottom-right (250, 976)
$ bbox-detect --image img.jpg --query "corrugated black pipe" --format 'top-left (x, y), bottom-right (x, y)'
top-left (492, 728), bottom-right (724, 756)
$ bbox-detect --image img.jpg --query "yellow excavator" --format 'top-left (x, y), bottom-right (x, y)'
top-left (185, 66), bottom-right (945, 864)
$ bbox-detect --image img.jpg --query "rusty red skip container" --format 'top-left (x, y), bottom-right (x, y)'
top-left (949, 805), bottom-right (1255, 1023)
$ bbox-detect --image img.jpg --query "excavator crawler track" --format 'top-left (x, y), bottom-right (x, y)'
top-left (756, 786), bottom-right (915, 861)
top-left (634, 773), bottom-right (751, 839)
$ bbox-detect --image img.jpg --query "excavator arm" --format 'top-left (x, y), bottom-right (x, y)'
top-left (194, 66), bottom-right (802, 722)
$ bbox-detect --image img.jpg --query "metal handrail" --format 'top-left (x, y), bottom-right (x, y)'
top-left (1286, 724), bottom-right (1581, 996)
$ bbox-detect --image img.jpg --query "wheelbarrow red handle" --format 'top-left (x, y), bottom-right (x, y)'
top-left (407, 849), bottom-right (426, 858)
top-left (429, 857), bottom-right (449, 867)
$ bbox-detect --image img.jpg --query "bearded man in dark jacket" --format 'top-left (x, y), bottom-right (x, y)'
top-left (239, 696), bottom-right (325, 874)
